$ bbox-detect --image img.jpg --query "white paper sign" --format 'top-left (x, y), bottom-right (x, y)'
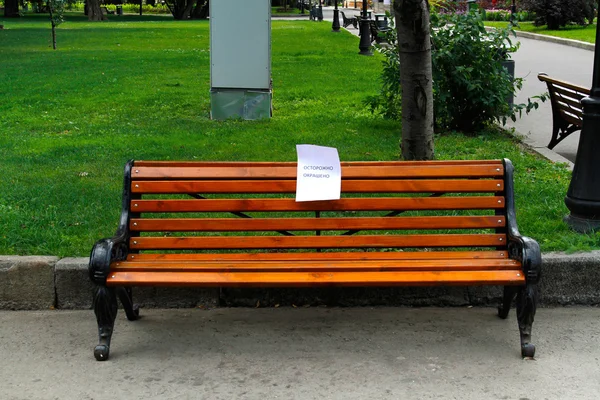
top-left (296, 145), bottom-right (341, 202)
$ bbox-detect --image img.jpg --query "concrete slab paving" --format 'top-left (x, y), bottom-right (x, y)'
top-left (1, 307), bottom-right (600, 399)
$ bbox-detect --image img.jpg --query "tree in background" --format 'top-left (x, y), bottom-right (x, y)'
top-left (393, 0), bottom-right (434, 160)
top-left (164, 0), bottom-right (209, 19)
top-left (47, 0), bottom-right (66, 49)
top-left (521, 0), bottom-right (594, 29)
top-left (86, 0), bottom-right (106, 21)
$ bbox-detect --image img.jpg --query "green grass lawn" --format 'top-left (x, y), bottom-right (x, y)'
top-left (0, 14), bottom-right (598, 256)
top-left (486, 20), bottom-right (597, 43)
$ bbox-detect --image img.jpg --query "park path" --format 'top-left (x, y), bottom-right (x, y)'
top-left (2, 307), bottom-right (600, 399)
top-left (315, 7), bottom-right (593, 163)
top-left (507, 36), bottom-right (592, 163)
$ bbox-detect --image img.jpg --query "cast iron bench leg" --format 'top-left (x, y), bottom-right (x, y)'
top-left (93, 286), bottom-right (140, 361)
top-left (516, 284), bottom-right (538, 358)
top-left (498, 284), bottom-right (537, 358)
top-left (497, 285), bottom-right (518, 319)
top-left (117, 287), bottom-right (140, 321)
top-left (93, 286), bottom-right (118, 361)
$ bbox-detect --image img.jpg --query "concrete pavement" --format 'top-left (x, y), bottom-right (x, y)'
top-left (508, 34), bottom-right (592, 163)
top-left (2, 307), bottom-right (600, 399)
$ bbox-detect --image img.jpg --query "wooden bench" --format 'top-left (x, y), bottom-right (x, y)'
top-left (341, 11), bottom-right (358, 29)
top-left (89, 159), bottom-right (541, 361)
top-left (538, 73), bottom-right (589, 150)
top-left (368, 19), bottom-right (391, 44)
top-left (100, 6), bottom-right (115, 15)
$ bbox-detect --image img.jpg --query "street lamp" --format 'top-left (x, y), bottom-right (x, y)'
top-left (564, 1), bottom-right (600, 233)
top-left (358, 0), bottom-right (372, 55)
top-left (332, 0), bottom-right (341, 32)
top-left (510, 0), bottom-right (516, 26)
top-left (318, 0), bottom-right (323, 21)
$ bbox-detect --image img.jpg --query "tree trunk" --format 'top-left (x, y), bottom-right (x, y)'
top-left (191, 0), bottom-right (209, 19)
top-left (167, 0), bottom-right (198, 19)
top-left (393, 0), bottom-right (434, 161)
top-left (48, 2), bottom-right (56, 49)
top-left (4, 0), bottom-right (20, 17)
top-left (87, 0), bottom-right (106, 21)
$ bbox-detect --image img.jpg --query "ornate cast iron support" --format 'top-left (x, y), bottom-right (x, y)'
top-left (93, 286), bottom-right (118, 361)
top-left (497, 286), bottom-right (517, 320)
top-left (88, 160), bottom-right (140, 360)
top-left (516, 284), bottom-right (538, 358)
top-left (502, 159), bottom-right (542, 358)
top-left (117, 287), bottom-right (140, 321)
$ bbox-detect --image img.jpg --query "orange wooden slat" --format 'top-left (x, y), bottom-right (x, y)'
top-left (125, 251), bottom-right (509, 262)
top-left (133, 160), bottom-right (503, 168)
top-left (129, 234), bottom-right (507, 250)
top-left (130, 216), bottom-right (506, 232)
top-left (132, 164), bottom-right (504, 180)
top-left (131, 179), bottom-right (505, 194)
top-left (106, 270), bottom-right (525, 287)
top-left (131, 196), bottom-right (505, 213)
top-left (110, 258), bottom-right (520, 273)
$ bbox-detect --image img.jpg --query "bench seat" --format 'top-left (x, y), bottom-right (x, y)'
top-left (109, 255), bottom-right (524, 287)
top-left (89, 159), bottom-right (540, 361)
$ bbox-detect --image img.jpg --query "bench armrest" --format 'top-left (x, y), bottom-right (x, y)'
top-left (89, 159), bottom-right (135, 285)
top-left (89, 235), bottom-right (129, 285)
top-left (503, 158), bottom-right (542, 284)
top-left (508, 235), bottom-right (542, 284)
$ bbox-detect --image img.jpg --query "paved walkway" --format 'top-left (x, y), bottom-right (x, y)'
top-left (507, 35), bottom-right (592, 163)
top-left (311, 7), bottom-right (594, 164)
top-left (2, 307), bottom-right (600, 399)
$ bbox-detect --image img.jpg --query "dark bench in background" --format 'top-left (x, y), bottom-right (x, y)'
top-left (538, 73), bottom-right (589, 150)
top-left (341, 11), bottom-right (358, 29)
top-left (89, 159), bottom-right (541, 360)
top-left (100, 6), bottom-right (115, 15)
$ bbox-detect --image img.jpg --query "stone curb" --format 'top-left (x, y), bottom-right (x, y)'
top-left (484, 25), bottom-right (593, 51)
top-left (2, 253), bottom-right (599, 310)
top-left (513, 30), bottom-right (594, 51)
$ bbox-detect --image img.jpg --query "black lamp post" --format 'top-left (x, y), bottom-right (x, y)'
top-left (318, 0), bottom-right (323, 21)
top-left (564, 1), bottom-right (600, 233)
top-left (510, 0), bottom-right (516, 25)
top-left (301, 0), bottom-right (305, 14)
top-left (332, 1), bottom-right (341, 32)
top-left (358, 0), bottom-right (372, 55)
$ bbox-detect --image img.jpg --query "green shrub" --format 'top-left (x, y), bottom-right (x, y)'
top-left (521, 0), bottom-right (594, 29)
top-left (366, 10), bottom-right (545, 132)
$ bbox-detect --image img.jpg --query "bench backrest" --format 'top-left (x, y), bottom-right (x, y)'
top-left (115, 159), bottom-right (519, 257)
top-left (538, 73), bottom-right (589, 127)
